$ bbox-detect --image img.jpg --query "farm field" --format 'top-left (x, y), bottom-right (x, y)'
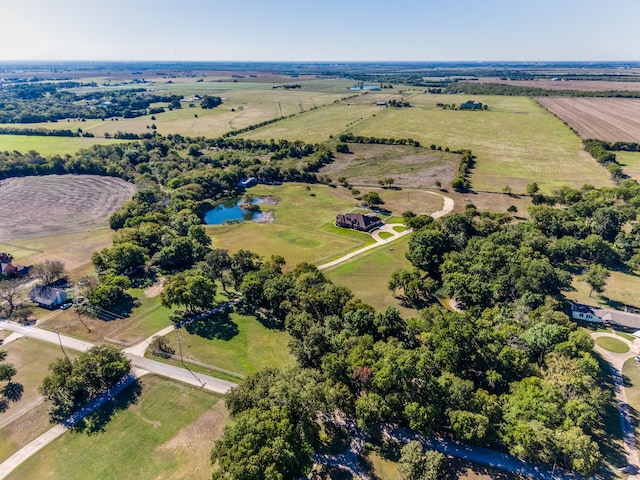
top-left (0, 135), bottom-right (123, 156)
top-left (617, 151), bottom-right (640, 181)
top-left (347, 94), bottom-right (612, 193)
top-left (3, 78), bottom-right (356, 140)
top-left (161, 313), bottom-right (293, 376)
top-left (0, 175), bottom-right (137, 243)
top-left (0, 228), bottom-right (116, 278)
top-left (5, 375), bottom-right (223, 480)
top-left (0, 338), bottom-right (78, 464)
top-left (240, 102), bottom-right (382, 143)
top-left (536, 97), bottom-right (640, 142)
top-left (320, 143), bottom-right (458, 189)
top-left (478, 78), bottom-right (640, 92)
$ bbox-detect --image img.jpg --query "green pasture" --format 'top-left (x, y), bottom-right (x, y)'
top-left (207, 184), bottom-right (373, 267)
top-left (162, 313), bottom-right (293, 376)
top-left (0, 338), bottom-right (78, 463)
top-left (348, 94), bottom-right (613, 194)
top-left (595, 336), bottom-right (630, 353)
top-left (324, 236), bottom-right (416, 317)
top-left (240, 102), bottom-right (381, 143)
top-left (617, 151), bottom-right (640, 182)
top-left (0, 134), bottom-right (122, 156)
top-left (6, 376), bottom-right (221, 480)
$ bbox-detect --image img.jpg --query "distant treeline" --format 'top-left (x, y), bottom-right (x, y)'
top-left (447, 81), bottom-right (640, 98)
top-left (0, 126), bottom-right (95, 137)
top-left (582, 139), bottom-right (627, 182)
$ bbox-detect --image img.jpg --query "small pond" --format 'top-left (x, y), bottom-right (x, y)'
top-left (204, 198), bottom-right (264, 225)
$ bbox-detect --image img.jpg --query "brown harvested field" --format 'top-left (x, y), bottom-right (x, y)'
top-left (0, 175), bottom-right (137, 243)
top-left (478, 77), bottom-right (640, 92)
top-left (536, 97), bottom-right (640, 142)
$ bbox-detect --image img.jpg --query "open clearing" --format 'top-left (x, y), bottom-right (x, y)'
top-left (617, 151), bottom-right (640, 182)
top-left (325, 235), bottom-right (415, 317)
top-left (0, 175), bottom-right (137, 243)
top-left (536, 97), bottom-right (640, 142)
top-left (0, 135), bottom-right (123, 156)
top-left (347, 94), bottom-right (612, 194)
top-left (320, 143), bottom-right (458, 189)
top-left (566, 270), bottom-right (640, 312)
top-left (5, 375), bottom-right (222, 480)
top-left (477, 78), bottom-right (640, 92)
top-left (161, 313), bottom-right (293, 376)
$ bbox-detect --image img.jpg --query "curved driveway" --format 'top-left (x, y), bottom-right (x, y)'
top-left (317, 191), bottom-right (454, 271)
top-left (591, 331), bottom-right (640, 477)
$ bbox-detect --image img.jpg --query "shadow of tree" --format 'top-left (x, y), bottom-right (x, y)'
top-left (72, 379), bottom-right (142, 435)
top-left (234, 304), bottom-right (285, 331)
top-left (3, 381), bottom-right (23, 402)
top-left (183, 310), bottom-right (239, 340)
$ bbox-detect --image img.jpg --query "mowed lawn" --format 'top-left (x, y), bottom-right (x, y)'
top-left (6, 375), bottom-right (222, 480)
top-left (162, 313), bottom-right (293, 376)
top-left (0, 134), bottom-right (123, 156)
top-left (324, 235), bottom-right (417, 318)
top-left (347, 94), bottom-right (612, 194)
top-left (206, 184), bottom-right (373, 267)
top-left (0, 338), bottom-right (78, 463)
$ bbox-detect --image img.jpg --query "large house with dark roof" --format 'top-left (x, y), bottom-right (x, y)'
top-left (335, 213), bottom-right (383, 232)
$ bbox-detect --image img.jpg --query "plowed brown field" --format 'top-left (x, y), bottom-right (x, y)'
top-left (0, 175), bottom-right (137, 242)
top-left (536, 97), bottom-right (640, 142)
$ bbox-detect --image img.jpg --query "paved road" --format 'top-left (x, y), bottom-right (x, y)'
top-left (0, 320), bottom-right (237, 395)
top-left (317, 191), bottom-right (454, 271)
top-left (591, 331), bottom-right (640, 477)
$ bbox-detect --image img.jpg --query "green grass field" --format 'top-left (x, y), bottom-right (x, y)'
top-left (207, 184), bottom-right (374, 267)
top-left (595, 336), bottom-right (630, 353)
top-left (347, 94), bottom-right (612, 194)
top-left (0, 338), bottom-right (78, 463)
top-left (240, 102), bottom-right (381, 143)
top-left (0, 134), bottom-right (123, 156)
top-left (617, 151), bottom-right (640, 182)
top-left (6, 375), bottom-right (222, 480)
top-left (623, 358), bottom-right (640, 450)
top-left (324, 236), bottom-right (416, 317)
top-left (161, 313), bottom-right (293, 376)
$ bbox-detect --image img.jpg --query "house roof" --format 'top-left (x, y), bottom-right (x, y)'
top-left (30, 285), bottom-right (66, 306)
top-left (336, 213), bottom-right (382, 230)
top-left (571, 301), bottom-right (640, 330)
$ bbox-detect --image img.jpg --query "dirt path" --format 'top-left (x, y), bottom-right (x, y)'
top-left (591, 331), bottom-right (640, 477)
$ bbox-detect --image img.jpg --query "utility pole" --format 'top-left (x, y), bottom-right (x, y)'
top-left (177, 335), bottom-right (205, 388)
top-left (55, 328), bottom-right (68, 359)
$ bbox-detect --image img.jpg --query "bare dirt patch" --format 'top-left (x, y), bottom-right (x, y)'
top-left (0, 175), bottom-right (137, 243)
top-left (144, 278), bottom-right (165, 298)
top-left (536, 97), bottom-right (640, 142)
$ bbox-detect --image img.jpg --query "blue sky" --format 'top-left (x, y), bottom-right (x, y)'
top-left (1, 0), bottom-right (638, 61)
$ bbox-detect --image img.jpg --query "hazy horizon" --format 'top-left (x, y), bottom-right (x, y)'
top-left (1, 0), bottom-right (639, 62)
